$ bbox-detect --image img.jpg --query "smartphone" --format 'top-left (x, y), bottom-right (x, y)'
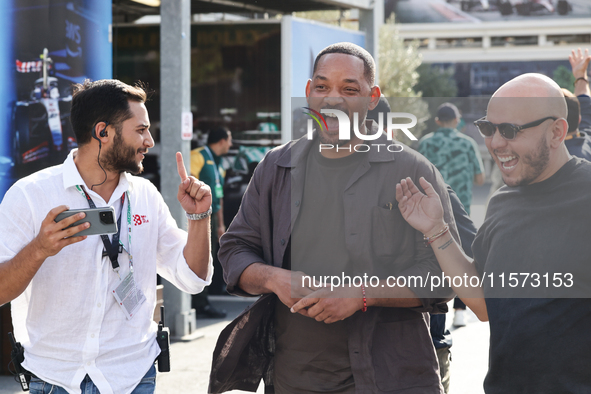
top-left (55, 207), bottom-right (118, 236)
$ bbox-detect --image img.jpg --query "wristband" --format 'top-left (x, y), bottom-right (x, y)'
top-left (575, 77), bottom-right (588, 84)
top-left (361, 284), bottom-right (367, 312)
top-left (427, 227), bottom-right (449, 246)
top-left (423, 224), bottom-right (449, 247)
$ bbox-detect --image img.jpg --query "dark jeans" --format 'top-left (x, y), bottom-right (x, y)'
top-left (29, 364), bottom-right (156, 394)
top-left (453, 297), bottom-right (466, 310)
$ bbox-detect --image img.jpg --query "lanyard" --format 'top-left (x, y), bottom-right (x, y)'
top-left (203, 146), bottom-right (221, 185)
top-left (76, 185), bottom-right (133, 275)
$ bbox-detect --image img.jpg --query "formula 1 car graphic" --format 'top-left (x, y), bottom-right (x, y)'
top-left (12, 48), bottom-right (77, 173)
top-left (447, 0), bottom-right (570, 15)
top-left (497, 0), bottom-right (570, 16)
top-left (447, 0), bottom-right (491, 12)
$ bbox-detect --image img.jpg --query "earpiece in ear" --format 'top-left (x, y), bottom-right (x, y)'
top-left (99, 121), bottom-right (109, 138)
top-left (92, 121), bottom-right (109, 142)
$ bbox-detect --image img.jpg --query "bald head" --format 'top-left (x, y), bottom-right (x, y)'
top-left (490, 73), bottom-right (567, 119)
top-left (484, 73), bottom-right (571, 187)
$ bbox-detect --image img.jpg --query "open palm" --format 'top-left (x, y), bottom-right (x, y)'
top-left (395, 177), bottom-right (445, 236)
top-left (569, 48), bottom-right (591, 79)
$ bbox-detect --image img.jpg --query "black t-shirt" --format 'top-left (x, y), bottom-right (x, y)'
top-left (274, 148), bottom-right (364, 393)
top-left (473, 158), bottom-right (591, 393)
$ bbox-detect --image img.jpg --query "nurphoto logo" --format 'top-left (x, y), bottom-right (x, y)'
top-left (303, 107), bottom-right (418, 153)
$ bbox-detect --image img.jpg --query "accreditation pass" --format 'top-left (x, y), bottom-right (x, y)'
top-left (112, 271), bottom-right (146, 320)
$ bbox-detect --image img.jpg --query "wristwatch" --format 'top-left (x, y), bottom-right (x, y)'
top-left (186, 207), bottom-right (212, 221)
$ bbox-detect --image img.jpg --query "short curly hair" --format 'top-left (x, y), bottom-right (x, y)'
top-left (313, 42), bottom-right (376, 86)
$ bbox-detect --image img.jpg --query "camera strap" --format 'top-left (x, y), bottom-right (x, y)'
top-left (76, 185), bottom-right (124, 274)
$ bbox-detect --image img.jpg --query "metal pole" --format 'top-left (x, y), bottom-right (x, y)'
top-left (160, 0), bottom-right (197, 338)
top-left (280, 16), bottom-right (292, 144)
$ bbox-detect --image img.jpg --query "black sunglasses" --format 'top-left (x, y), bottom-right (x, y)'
top-left (474, 116), bottom-right (557, 140)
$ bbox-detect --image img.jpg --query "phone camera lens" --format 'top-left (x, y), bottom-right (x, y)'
top-left (100, 211), bottom-right (114, 225)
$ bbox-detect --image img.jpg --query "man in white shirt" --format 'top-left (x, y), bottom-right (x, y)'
top-left (0, 79), bottom-right (213, 394)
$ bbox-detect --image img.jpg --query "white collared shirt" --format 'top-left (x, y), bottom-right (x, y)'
top-left (0, 150), bottom-right (212, 394)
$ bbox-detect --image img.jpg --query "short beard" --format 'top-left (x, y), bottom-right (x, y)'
top-left (101, 127), bottom-right (143, 175)
top-left (507, 134), bottom-right (550, 187)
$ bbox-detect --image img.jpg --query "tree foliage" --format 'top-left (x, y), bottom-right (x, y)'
top-left (553, 65), bottom-right (575, 93)
top-left (378, 20), bottom-right (421, 97)
top-left (415, 63), bottom-right (458, 98)
top-left (378, 18), bottom-right (429, 142)
top-left (414, 64), bottom-right (460, 134)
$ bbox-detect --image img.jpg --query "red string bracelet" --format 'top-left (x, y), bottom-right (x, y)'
top-left (361, 284), bottom-right (367, 312)
top-left (427, 227), bottom-right (450, 246)
top-left (423, 224), bottom-right (450, 247)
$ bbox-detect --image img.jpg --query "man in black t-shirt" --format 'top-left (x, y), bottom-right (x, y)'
top-left (396, 73), bottom-right (591, 393)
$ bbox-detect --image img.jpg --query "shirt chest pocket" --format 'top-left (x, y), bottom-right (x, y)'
top-left (122, 212), bottom-right (153, 254)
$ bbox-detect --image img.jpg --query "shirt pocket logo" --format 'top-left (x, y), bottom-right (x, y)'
top-left (133, 214), bottom-right (150, 226)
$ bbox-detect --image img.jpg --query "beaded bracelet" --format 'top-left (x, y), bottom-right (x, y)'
top-left (423, 224), bottom-right (450, 247)
top-left (361, 284), bottom-right (367, 312)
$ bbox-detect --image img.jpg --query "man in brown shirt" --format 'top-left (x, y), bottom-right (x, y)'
top-left (212, 42), bottom-right (458, 394)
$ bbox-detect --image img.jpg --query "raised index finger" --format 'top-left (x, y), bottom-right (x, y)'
top-left (176, 152), bottom-right (188, 181)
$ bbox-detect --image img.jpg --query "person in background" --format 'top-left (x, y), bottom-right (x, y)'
top-left (190, 127), bottom-right (232, 318)
top-left (564, 48), bottom-right (591, 160)
top-left (418, 102), bottom-right (485, 328)
top-left (562, 89), bottom-right (591, 160)
top-left (418, 102), bottom-right (485, 216)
